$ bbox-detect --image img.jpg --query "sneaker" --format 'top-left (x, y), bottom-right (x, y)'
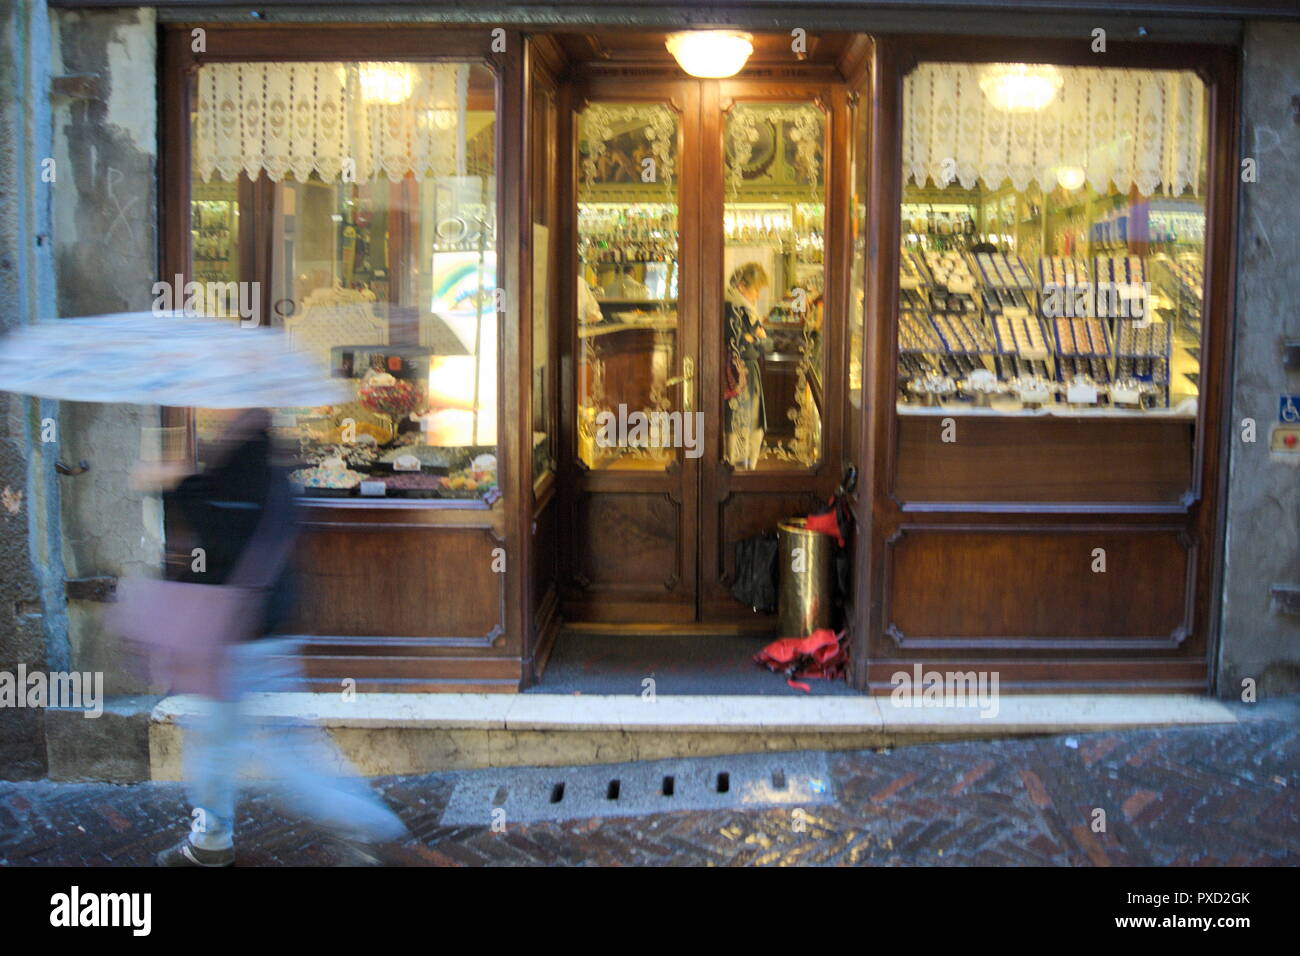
top-left (156, 838), bottom-right (235, 867)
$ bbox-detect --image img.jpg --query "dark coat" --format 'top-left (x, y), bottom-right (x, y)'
top-left (164, 432), bottom-right (299, 637)
top-left (724, 290), bottom-right (767, 432)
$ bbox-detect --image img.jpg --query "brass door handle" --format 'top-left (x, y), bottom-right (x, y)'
top-left (665, 356), bottom-right (695, 413)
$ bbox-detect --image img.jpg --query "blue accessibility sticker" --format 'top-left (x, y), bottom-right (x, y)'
top-left (1281, 396), bottom-right (1300, 424)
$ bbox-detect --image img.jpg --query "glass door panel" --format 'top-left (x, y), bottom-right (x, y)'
top-left (575, 102), bottom-right (683, 471)
top-left (722, 101), bottom-right (827, 470)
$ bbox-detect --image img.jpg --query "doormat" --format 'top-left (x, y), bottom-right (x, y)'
top-left (439, 751), bottom-right (834, 826)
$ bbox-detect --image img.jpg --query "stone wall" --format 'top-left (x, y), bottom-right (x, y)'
top-left (1217, 21), bottom-right (1300, 697)
top-left (0, 0), bottom-right (62, 780)
top-left (50, 7), bottom-right (162, 697)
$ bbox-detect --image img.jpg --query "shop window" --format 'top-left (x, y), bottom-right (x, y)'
top-left (895, 62), bottom-right (1207, 417)
top-left (188, 61), bottom-right (499, 502)
top-left (723, 101), bottom-right (826, 469)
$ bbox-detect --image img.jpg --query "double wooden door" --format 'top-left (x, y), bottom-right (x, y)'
top-left (559, 74), bottom-right (848, 624)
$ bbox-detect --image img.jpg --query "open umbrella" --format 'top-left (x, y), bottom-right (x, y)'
top-left (0, 311), bottom-right (350, 407)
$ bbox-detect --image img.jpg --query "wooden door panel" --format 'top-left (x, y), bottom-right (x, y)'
top-left (572, 491), bottom-right (685, 589)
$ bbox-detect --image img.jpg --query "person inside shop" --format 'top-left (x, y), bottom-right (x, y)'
top-left (724, 262), bottom-right (771, 470)
top-left (578, 272), bottom-right (603, 325)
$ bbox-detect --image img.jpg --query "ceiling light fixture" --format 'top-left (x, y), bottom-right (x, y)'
top-left (665, 31), bottom-right (754, 79)
top-left (979, 63), bottom-right (1064, 113)
top-left (1056, 164), bottom-right (1087, 191)
top-left (358, 62), bottom-right (416, 105)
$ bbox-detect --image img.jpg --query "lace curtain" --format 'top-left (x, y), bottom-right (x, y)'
top-left (195, 62), bottom-right (469, 183)
top-left (903, 63), bottom-right (1205, 196)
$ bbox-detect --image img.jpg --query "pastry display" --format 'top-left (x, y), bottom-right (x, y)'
top-left (974, 252), bottom-right (1035, 290)
top-left (907, 374), bottom-right (957, 404)
top-left (357, 372), bottom-right (422, 419)
top-left (1114, 321), bottom-right (1170, 358)
top-left (899, 249), bottom-right (928, 289)
top-left (899, 313), bottom-right (944, 353)
top-left (438, 465), bottom-right (498, 498)
top-left (1094, 255), bottom-right (1145, 287)
top-left (932, 313), bottom-right (996, 353)
top-left (377, 443), bottom-right (460, 470)
top-left (1056, 356), bottom-right (1111, 383)
top-left (993, 314), bottom-right (1049, 355)
top-left (922, 251), bottom-right (976, 291)
top-left (1040, 256), bottom-right (1090, 288)
top-left (982, 286), bottom-right (1034, 314)
top-left (381, 472), bottom-right (443, 497)
top-left (958, 374), bottom-right (1004, 403)
top-left (935, 354), bottom-right (984, 378)
top-left (300, 439), bottom-right (379, 471)
top-left (1052, 317), bottom-right (1109, 356)
top-left (290, 460), bottom-right (364, 492)
top-left (283, 357), bottom-right (496, 499)
top-left (1012, 380), bottom-right (1053, 408)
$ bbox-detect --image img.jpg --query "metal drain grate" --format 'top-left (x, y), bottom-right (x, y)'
top-left (439, 751), bottom-right (833, 826)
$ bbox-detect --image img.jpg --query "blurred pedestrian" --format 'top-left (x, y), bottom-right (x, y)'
top-left (135, 409), bottom-right (407, 866)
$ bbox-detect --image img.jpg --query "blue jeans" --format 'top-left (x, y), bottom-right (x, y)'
top-left (182, 637), bottom-right (406, 850)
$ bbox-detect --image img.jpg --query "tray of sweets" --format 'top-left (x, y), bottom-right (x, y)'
top-left (899, 312), bottom-right (944, 353)
top-left (1173, 255), bottom-right (1203, 299)
top-left (931, 313), bottom-right (998, 354)
top-left (900, 288), bottom-right (928, 311)
top-left (935, 354), bottom-right (985, 379)
top-left (1113, 319), bottom-right (1171, 359)
top-left (1039, 256), bottom-right (1091, 288)
top-left (929, 290), bottom-right (978, 315)
top-left (1094, 255), bottom-right (1146, 287)
top-left (996, 355), bottom-right (1052, 380)
top-left (982, 287), bottom-right (1035, 314)
top-left (974, 252), bottom-right (1036, 290)
top-left (380, 472), bottom-right (444, 498)
top-left (1056, 356), bottom-right (1112, 385)
top-left (1051, 316), bottom-right (1111, 358)
top-left (922, 251), bottom-right (977, 292)
top-left (993, 313), bottom-right (1051, 357)
top-left (1114, 355), bottom-right (1169, 386)
top-left (900, 249), bottom-right (929, 289)
top-left (898, 353), bottom-right (934, 379)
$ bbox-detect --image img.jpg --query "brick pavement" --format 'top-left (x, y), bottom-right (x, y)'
top-left (1, 718), bottom-right (1297, 866)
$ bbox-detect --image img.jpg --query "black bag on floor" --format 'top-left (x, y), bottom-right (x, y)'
top-left (732, 532), bottom-right (779, 613)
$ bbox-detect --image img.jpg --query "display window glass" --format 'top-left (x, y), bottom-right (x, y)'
top-left (723, 101), bottom-right (827, 469)
top-left (895, 62), bottom-right (1207, 417)
top-left (187, 60), bottom-right (500, 502)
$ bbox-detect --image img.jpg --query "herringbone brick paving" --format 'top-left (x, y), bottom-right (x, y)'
top-left (1, 719), bottom-right (1296, 866)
